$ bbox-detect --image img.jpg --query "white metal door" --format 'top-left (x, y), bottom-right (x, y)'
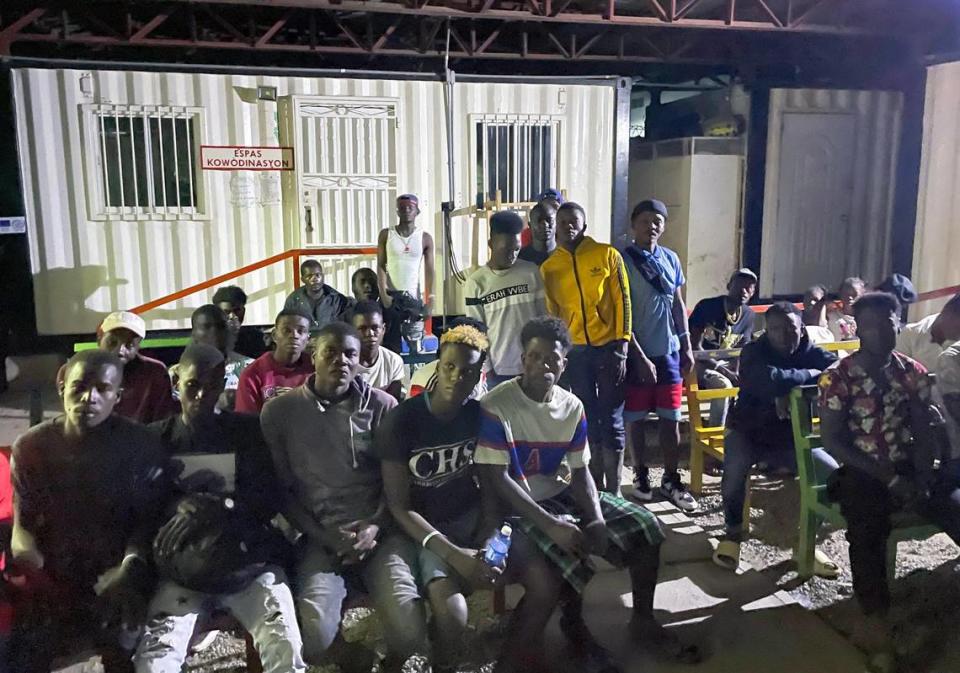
top-left (294, 98), bottom-right (398, 247)
top-left (772, 112), bottom-right (856, 294)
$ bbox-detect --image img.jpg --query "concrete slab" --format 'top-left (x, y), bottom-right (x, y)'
top-left (542, 560), bottom-right (866, 673)
top-left (0, 383), bottom-right (61, 447)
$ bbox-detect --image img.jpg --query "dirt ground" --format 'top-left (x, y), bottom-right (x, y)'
top-left (684, 467), bottom-right (960, 673)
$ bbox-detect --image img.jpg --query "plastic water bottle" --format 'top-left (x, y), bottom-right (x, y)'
top-left (482, 523), bottom-right (513, 569)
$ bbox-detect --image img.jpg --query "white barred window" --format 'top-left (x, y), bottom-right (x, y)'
top-left (82, 104), bottom-right (205, 220)
top-left (473, 114), bottom-right (560, 206)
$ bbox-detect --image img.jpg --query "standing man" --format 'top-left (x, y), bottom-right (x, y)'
top-left (378, 194), bottom-right (435, 351)
top-left (350, 300), bottom-right (405, 401)
top-left (518, 202), bottom-right (557, 267)
top-left (11, 350), bottom-right (172, 672)
top-left (261, 323), bottom-right (425, 671)
top-left (688, 269), bottom-right (758, 427)
top-left (213, 285), bottom-right (268, 359)
top-left (76, 311), bottom-right (177, 424)
top-left (464, 211), bottom-right (547, 389)
top-left (235, 310), bottom-right (314, 415)
top-left (621, 199), bottom-right (696, 511)
top-left (284, 260), bottom-right (351, 331)
top-left (541, 202), bottom-right (632, 496)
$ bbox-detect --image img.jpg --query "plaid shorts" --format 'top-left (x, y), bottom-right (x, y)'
top-left (515, 490), bottom-right (664, 594)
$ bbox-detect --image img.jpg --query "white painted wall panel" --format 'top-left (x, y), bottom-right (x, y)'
top-left (911, 61), bottom-right (960, 319)
top-left (760, 88), bottom-right (903, 296)
top-left (14, 68), bottom-right (615, 334)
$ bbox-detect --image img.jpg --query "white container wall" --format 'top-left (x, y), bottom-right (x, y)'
top-left (12, 67), bottom-right (615, 335)
top-left (911, 60), bottom-right (960, 320)
top-left (629, 137), bottom-right (745, 309)
top-left (760, 88), bottom-right (903, 296)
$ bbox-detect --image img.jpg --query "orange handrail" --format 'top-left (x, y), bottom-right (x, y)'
top-left (130, 247), bottom-right (378, 315)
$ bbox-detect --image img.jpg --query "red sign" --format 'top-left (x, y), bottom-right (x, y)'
top-left (200, 145), bottom-right (294, 171)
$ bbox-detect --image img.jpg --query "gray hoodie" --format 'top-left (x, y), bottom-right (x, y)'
top-left (261, 376), bottom-right (397, 533)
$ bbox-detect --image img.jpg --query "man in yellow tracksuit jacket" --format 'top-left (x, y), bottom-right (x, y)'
top-left (540, 202), bottom-right (632, 495)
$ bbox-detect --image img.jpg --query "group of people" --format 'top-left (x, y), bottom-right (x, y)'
top-left (11, 184), bottom-right (960, 673)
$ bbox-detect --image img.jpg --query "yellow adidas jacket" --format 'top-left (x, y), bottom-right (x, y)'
top-left (540, 236), bottom-right (632, 347)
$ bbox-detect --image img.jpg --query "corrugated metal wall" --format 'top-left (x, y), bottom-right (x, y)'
top-left (912, 61), bottom-right (960, 319)
top-left (759, 88), bottom-right (903, 296)
top-left (12, 68), bottom-right (614, 335)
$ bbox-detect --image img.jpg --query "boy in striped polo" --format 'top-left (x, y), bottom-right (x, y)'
top-left (475, 316), bottom-right (700, 671)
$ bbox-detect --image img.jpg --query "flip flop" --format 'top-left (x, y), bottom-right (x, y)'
top-left (866, 651), bottom-right (898, 673)
top-left (813, 549), bottom-right (840, 579)
top-left (712, 539), bottom-right (740, 571)
top-left (630, 618), bottom-right (703, 665)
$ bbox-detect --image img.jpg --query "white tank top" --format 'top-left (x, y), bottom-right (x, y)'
top-left (386, 227), bottom-right (424, 297)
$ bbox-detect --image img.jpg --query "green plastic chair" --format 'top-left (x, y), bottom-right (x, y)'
top-left (790, 385), bottom-right (941, 580)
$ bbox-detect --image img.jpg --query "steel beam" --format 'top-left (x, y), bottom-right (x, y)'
top-left (0, 0), bottom-right (942, 67)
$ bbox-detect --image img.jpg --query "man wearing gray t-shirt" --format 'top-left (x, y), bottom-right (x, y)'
top-left (261, 322), bottom-right (426, 671)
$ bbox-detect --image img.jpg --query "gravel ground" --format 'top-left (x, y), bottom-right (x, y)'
top-left (674, 466), bottom-right (960, 673)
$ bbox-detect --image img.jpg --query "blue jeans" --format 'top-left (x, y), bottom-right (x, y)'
top-left (721, 428), bottom-right (839, 532)
top-left (564, 344), bottom-right (625, 452)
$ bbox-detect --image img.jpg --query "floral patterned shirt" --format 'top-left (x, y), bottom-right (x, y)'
top-left (819, 351), bottom-right (931, 465)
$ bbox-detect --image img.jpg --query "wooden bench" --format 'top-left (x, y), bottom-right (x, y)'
top-left (789, 385), bottom-right (941, 580)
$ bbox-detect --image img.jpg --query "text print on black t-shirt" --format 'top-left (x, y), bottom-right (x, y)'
top-left (408, 437), bottom-right (477, 487)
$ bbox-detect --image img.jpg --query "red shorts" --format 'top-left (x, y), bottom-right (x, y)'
top-left (624, 382), bottom-right (683, 421)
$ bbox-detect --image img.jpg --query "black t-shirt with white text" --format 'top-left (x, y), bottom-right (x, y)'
top-left (374, 394), bottom-right (481, 527)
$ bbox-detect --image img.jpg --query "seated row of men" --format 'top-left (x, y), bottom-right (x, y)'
top-left (711, 291), bottom-right (960, 672)
top-left (11, 316), bottom-right (704, 673)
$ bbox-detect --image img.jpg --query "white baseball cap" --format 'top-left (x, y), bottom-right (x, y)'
top-left (99, 311), bottom-right (146, 339)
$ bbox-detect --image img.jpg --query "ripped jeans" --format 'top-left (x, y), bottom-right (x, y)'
top-left (133, 568), bottom-right (305, 673)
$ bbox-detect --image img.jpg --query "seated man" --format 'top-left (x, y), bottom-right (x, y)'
top-left (689, 268), bottom-right (758, 427)
top-left (284, 260), bottom-right (351, 331)
top-left (351, 300), bottom-right (405, 401)
top-left (170, 304), bottom-right (253, 410)
top-left (827, 276), bottom-right (866, 341)
top-left (378, 325), bottom-right (546, 673)
top-left (802, 285), bottom-right (837, 345)
top-left (235, 309), bottom-right (314, 414)
top-left (65, 311), bottom-right (177, 423)
top-left (476, 317), bottom-right (699, 672)
top-left (820, 292), bottom-right (960, 671)
top-left (938, 339), bottom-right (960, 480)
top-left (261, 323), bottom-right (424, 671)
top-left (136, 345), bottom-right (304, 673)
top-left (213, 285), bottom-right (268, 359)
top-left (464, 211), bottom-right (547, 389)
top-left (11, 350), bottom-right (172, 673)
top-left (408, 317), bottom-right (489, 400)
top-left (713, 302), bottom-right (839, 572)
top-left (351, 267), bottom-right (403, 354)
top-left (896, 292), bottom-right (960, 370)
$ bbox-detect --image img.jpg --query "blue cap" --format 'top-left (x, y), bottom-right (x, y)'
top-left (538, 188), bottom-right (564, 205)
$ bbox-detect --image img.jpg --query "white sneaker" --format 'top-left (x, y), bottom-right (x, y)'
top-left (661, 478), bottom-right (698, 512)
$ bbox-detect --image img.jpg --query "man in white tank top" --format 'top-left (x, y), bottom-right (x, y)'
top-left (377, 194), bottom-right (435, 350)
